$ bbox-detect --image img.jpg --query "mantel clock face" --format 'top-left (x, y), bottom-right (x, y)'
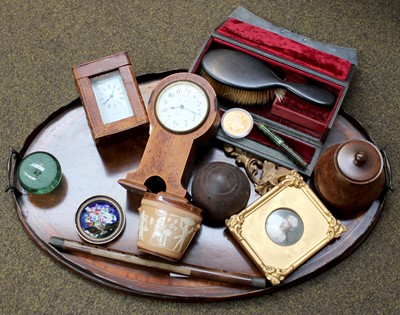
top-left (154, 80), bottom-right (210, 133)
top-left (73, 52), bottom-right (149, 143)
top-left (90, 70), bottom-right (133, 124)
top-left (119, 72), bottom-right (220, 199)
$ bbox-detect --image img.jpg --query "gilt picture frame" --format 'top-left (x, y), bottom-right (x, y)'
top-left (226, 171), bottom-right (346, 286)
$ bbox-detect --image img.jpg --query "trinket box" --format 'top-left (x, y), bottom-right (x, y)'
top-left (190, 7), bottom-right (357, 176)
top-left (75, 196), bottom-right (126, 245)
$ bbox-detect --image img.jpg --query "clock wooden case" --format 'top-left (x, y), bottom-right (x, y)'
top-left (119, 72), bottom-right (220, 199)
top-left (72, 52), bottom-right (149, 143)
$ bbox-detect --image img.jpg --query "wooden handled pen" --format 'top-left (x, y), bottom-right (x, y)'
top-left (49, 236), bottom-right (267, 289)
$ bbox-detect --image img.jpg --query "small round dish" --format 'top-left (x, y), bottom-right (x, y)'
top-left (75, 196), bottom-right (126, 244)
top-left (221, 108), bottom-right (254, 139)
top-left (17, 151), bottom-right (62, 194)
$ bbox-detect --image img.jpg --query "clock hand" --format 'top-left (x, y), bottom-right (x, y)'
top-left (181, 105), bottom-right (201, 116)
top-left (168, 105), bottom-right (200, 115)
top-left (104, 85), bottom-right (117, 105)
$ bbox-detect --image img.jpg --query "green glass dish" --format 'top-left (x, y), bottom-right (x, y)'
top-left (17, 151), bottom-right (62, 194)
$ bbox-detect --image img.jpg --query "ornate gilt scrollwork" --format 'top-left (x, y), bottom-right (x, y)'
top-left (225, 213), bottom-right (245, 240)
top-left (279, 171), bottom-right (305, 189)
top-left (223, 143), bottom-right (292, 195)
top-left (261, 264), bottom-right (294, 286)
top-left (326, 216), bottom-right (347, 240)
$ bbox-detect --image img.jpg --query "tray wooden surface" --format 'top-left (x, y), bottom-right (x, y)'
top-left (9, 71), bottom-right (389, 301)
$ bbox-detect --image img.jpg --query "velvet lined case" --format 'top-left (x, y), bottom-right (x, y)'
top-left (190, 7), bottom-right (357, 176)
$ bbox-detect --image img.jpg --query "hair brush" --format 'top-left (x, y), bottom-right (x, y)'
top-left (200, 49), bottom-right (336, 107)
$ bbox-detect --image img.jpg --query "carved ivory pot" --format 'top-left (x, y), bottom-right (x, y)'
top-left (137, 192), bottom-right (203, 261)
top-left (313, 139), bottom-right (385, 213)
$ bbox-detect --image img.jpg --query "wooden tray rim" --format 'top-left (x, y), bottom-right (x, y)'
top-left (7, 70), bottom-right (392, 301)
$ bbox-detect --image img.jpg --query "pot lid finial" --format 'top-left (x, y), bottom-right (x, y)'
top-left (336, 140), bottom-right (383, 182)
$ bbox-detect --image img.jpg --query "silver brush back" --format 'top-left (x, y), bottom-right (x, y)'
top-left (201, 49), bottom-right (336, 107)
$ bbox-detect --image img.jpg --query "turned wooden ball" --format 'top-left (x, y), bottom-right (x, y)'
top-left (191, 162), bottom-right (251, 226)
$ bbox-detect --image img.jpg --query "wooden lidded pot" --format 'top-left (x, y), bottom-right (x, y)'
top-left (313, 139), bottom-right (385, 212)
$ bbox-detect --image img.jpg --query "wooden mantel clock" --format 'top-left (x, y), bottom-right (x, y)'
top-left (72, 52), bottom-right (149, 143)
top-left (119, 72), bottom-right (220, 199)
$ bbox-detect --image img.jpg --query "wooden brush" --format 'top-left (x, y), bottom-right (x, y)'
top-left (199, 68), bottom-right (285, 105)
top-left (200, 49), bottom-right (336, 107)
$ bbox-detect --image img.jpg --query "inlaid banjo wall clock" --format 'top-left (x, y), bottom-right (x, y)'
top-left (119, 72), bottom-right (220, 200)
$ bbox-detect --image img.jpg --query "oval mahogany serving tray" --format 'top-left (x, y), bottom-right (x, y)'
top-left (7, 71), bottom-right (391, 301)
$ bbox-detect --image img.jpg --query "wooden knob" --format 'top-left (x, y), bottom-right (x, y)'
top-left (354, 151), bottom-right (368, 166)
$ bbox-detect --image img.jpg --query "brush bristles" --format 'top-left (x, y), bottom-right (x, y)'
top-left (200, 68), bottom-right (285, 105)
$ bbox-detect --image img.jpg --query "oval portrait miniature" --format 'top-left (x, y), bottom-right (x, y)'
top-left (266, 208), bottom-right (304, 246)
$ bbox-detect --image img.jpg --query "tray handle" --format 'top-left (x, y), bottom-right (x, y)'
top-left (5, 146), bottom-right (22, 196)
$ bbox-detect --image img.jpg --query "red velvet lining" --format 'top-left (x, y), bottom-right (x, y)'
top-left (270, 86), bottom-right (344, 134)
top-left (192, 38), bottom-right (344, 139)
top-left (191, 19), bottom-right (353, 162)
top-left (217, 18), bottom-right (352, 81)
